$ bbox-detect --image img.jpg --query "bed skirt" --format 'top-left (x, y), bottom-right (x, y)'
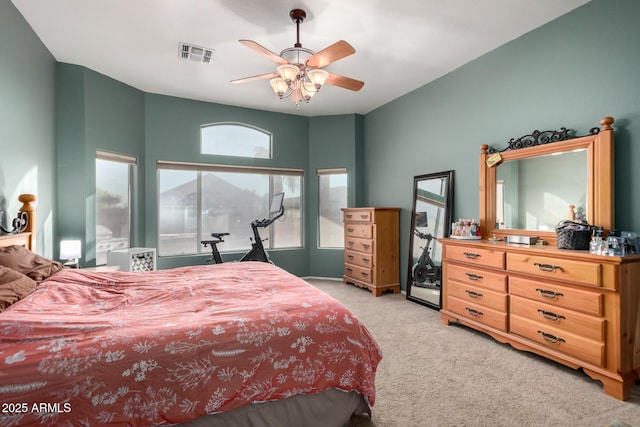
top-left (177, 388), bottom-right (370, 427)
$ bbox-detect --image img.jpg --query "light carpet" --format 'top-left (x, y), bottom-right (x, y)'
top-left (305, 278), bottom-right (640, 427)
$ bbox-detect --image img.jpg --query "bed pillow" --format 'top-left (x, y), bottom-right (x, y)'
top-left (0, 245), bottom-right (64, 282)
top-left (0, 265), bottom-right (37, 312)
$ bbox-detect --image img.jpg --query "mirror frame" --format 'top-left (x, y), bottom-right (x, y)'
top-left (406, 170), bottom-right (454, 310)
top-left (480, 117), bottom-right (614, 245)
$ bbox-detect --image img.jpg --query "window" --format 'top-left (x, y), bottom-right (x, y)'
top-left (96, 151), bottom-right (136, 265)
top-left (318, 168), bottom-right (347, 248)
top-left (201, 123), bottom-right (272, 159)
top-left (158, 161), bottom-right (303, 256)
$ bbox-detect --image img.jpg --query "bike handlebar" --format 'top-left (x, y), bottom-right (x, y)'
top-left (251, 206), bottom-right (285, 228)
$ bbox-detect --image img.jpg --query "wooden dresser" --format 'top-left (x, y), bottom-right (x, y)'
top-left (342, 207), bottom-right (400, 296)
top-left (440, 237), bottom-right (640, 400)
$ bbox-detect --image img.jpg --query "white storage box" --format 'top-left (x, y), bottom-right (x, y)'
top-left (107, 247), bottom-right (156, 272)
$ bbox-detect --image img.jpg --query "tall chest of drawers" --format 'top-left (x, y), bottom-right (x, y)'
top-left (342, 207), bottom-right (400, 296)
top-left (440, 238), bottom-right (640, 400)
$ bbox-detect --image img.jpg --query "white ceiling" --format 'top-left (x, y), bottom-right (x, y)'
top-left (13, 0), bottom-right (590, 117)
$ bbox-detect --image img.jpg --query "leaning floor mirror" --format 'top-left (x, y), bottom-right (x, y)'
top-left (406, 170), bottom-right (454, 310)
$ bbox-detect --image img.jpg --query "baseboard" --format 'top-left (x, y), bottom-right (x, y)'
top-left (302, 276), bottom-right (342, 282)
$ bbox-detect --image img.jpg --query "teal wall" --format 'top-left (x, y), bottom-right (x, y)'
top-left (143, 93), bottom-right (311, 274)
top-left (365, 0), bottom-right (640, 289)
top-left (0, 0), bottom-right (56, 257)
top-left (308, 114), bottom-right (363, 277)
top-left (56, 64), bottom-right (145, 266)
top-left (4, 0), bottom-right (640, 285)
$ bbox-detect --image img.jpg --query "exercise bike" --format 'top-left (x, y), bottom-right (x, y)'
top-left (201, 192), bottom-right (285, 264)
top-left (411, 228), bottom-right (442, 289)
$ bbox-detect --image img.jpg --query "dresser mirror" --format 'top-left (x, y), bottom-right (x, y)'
top-left (480, 117), bottom-right (615, 245)
top-left (406, 170), bottom-right (454, 310)
top-left (496, 148), bottom-right (588, 230)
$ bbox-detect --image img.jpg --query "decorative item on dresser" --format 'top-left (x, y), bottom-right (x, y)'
top-left (342, 207), bottom-right (400, 296)
top-left (440, 116), bottom-right (640, 400)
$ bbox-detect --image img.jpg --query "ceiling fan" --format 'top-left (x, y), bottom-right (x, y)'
top-left (230, 9), bottom-right (364, 108)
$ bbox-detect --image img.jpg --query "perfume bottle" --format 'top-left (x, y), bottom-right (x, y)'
top-left (606, 229), bottom-right (626, 256)
top-left (590, 227), bottom-right (605, 255)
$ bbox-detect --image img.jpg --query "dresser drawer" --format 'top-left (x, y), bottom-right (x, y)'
top-left (507, 253), bottom-right (602, 287)
top-left (447, 265), bottom-right (507, 293)
top-left (448, 296), bottom-right (507, 331)
top-left (343, 209), bottom-right (373, 223)
top-left (345, 250), bottom-right (374, 268)
top-left (510, 315), bottom-right (604, 367)
top-left (345, 223), bottom-right (373, 239)
top-left (345, 236), bottom-right (374, 254)
top-left (446, 245), bottom-right (505, 269)
top-left (510, 295), bottom-right (604, 341)
top-left (344, 264), bottom-right (374, 284)
top-left (448, 281), bottom-right (507, 312)
top-left (509, 276), bottom-right (603, 316)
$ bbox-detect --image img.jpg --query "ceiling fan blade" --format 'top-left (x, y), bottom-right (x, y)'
top-left (307, 40), bottom-right (355, 68)
top-left (325, 73), bottom-right (364, 92)
top-left (239, 40), bottom-right (288, 65)
top-left (230, 72), bottom-right (279, 85)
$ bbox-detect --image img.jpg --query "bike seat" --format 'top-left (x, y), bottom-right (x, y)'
top-left (210, 232), bottom-right (230, 239)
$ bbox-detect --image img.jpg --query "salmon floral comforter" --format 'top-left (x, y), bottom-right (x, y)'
top-left (0, 262), bottom-right (382, 426)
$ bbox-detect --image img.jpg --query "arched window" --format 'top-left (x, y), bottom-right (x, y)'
top-left (201, 123), bottom-right (271, 159)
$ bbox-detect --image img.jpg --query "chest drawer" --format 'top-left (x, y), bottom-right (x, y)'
top-left (344, 263), bottom-right (373, 284)
top-left (345, 223), bottom-right (373, 239)
top-left (446, 245), bottom-right (505, 269)
top-left (510, 295), bottom-right (604, 341)
top-left (448, 281), bottom-right (507, 312)
top-left (343, 209), bottom-right (373, 223)
top-left (509, 276), bottom-right (603, 316)
top-left (507, 253), bottom-right (602, 287)
top-left (345, 236), bottom-right (374, 254)
top-left (345, 250), bottom-right (374, 268)
top-left (448, 295), bottom-right (507, 331)
top-left (510, 315), bottom-right (604, 367)
top-left (447, 265), bottom-right (507, 293)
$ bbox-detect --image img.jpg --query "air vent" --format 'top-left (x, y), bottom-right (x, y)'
top-left (179, 42), bottom-right (214, 63)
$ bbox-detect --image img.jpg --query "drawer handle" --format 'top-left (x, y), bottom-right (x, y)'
top-left (347, 255), bottom-right (354, 259)
top-left (346, 268), bottom-right (353, 273)
top-left (360, 214), bottom-right (368, 219)
top-left (346, 214), bottom-right (353, 219)
top-left (537, 330), bottom-right (566, 344)
top-left (535, 288), bottom-right (564, 299)
top-left (360, 272), bottom-right (369, 278)
top-left (347, 241), bottom-right (354, 246)
top-left (361, 244), bottom-right (370, 249)
top-left (537, 309), bottom-right (566, 321)
top-left (465, 307), bottom-right (483, 317)
top-left (362, 258), bottom-right (370, 264)
top-left (465, 290), bottom-right (483, 299)
top-left (463, 252), bottom-right (481, 260)
top-left (465, 273), bottom-right (483, 281)
top-left (347, 228), bottom-right (354, 232)
top-left (533, 262), bottom-right (563, 273)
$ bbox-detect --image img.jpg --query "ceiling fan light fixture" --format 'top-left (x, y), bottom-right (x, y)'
top-left (301, 81), bottom-right (316, 101)
top-left (307, 69), bottom-right (329, 89)
top-left (276, 64), bottom-right (299, 83)
top-left (231, 9), bottom-right (363, 110)
top-left (269, 78), bottom-right (288, 97)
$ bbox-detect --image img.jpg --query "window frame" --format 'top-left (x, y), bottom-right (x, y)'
top-left (95, 150), bottom-right (137, 265)
top-left (157, 160), bottom-right (304, 257)
top-left (200, 122), bottom-right (273, 159)
top-left (317, 168), bottom-right (347, 249)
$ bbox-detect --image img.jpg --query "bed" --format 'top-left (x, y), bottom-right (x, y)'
top-left (0, 195), bottom-right (382, 427)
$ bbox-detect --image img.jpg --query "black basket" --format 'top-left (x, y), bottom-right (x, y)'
top-left (555, 220), bottom-right (593, 250)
